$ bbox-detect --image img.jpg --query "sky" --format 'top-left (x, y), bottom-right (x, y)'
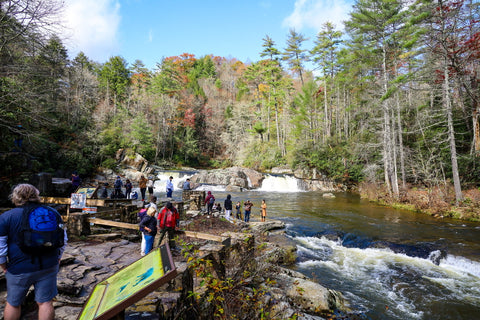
top-left (60, 0), bottom-right (354, 71)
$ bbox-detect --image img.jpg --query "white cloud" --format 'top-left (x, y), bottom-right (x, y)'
top-left (148, 29), bottom-right (153, 43)
top-left (283, 0), bottom-right (351, 32)
top-left (61, 0), bottom-right (121, 62)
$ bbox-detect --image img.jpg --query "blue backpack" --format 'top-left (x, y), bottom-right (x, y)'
top-left (18, 204), bottom-right (65, 255)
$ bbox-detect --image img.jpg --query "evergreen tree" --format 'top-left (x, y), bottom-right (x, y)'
top-left (283, 29), bottom-right (309, 85)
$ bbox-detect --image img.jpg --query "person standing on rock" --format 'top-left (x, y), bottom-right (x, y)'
top-left (146, 196), bottom-right (158, 218)
top-left (147, 177), bottom-right (154, 197)
top-left (139, 175), bottom-right (148, 201)
top-left (70, 171), bottom-right (81, 194)
top-left (224, 194), bottom-right (233, 221)
top-left (235, 201), bottom-right (242, 220)
top-left (139, 207), bottom-right (157, 255)
top-left (125, 179), bottom-right (133, 199)
top-left (0, 184), bottom-right (67, 320)
top-left (113, 176), bottom-right (123, 198)
top-left (166, 176), bottom-right (174, 198)
top-left (244, 200), bottom-right (253, 222)
top-left (205, 191), bottom-right (215, 215)
top-left (156, 201), bottom-right (179, 249)
top-left (261, 199), bottom-right (267, 222)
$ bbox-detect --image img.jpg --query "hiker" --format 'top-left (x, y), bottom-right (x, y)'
top-left (125, 179), bottom-right (133, 199)
top-left (147, 177), bottom-right (154, 196)
top-left (261, 199), bottom-right (267, 222)
top-left (156, 201), bottom-right (180, 250)
top-left (70, 171), bottom-right (81, 193)
top-left (0, 184), bottom-right (67, 320)
top-left (113, 176), bottom-right (123, 198)
top-left (139, 207), bottom-right (157, 255)
top-left (235, 201), bottom-right (242, 220)
top-left (244, 200), bottom-right (253, 222)
top-left (183, 178), bottom-right (191, 191)
top-left (205, 191), bottom-right (215, 215)
top-left (146, 196), bottom-right (158, 218)
top-left (137, 205), bottom-right (148, 256)
top-left (166, 176), bottom-right (174, 198)
top-left (139, 175), bottom-right (148, 201)
top-left (224, 194), bottom-right (233, 221)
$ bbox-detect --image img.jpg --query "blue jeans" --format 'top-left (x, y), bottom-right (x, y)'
top-left (144, 234), bottom-right (154, 254)
top-left (244, 210), bottom-right (251, 222)
top-left (167, 189), bottom-right (173, 198)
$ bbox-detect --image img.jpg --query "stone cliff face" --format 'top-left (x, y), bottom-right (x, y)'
top-left (17, 219), bottom-right (348, 320)
top-left (190, 166), bottom-right (264, 189)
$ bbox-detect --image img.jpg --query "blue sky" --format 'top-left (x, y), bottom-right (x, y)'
top-left (61, 0), bottom-right (353, 71)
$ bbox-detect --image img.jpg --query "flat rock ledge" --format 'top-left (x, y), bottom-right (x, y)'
top-left (0, 219), bottom-right (350, 320)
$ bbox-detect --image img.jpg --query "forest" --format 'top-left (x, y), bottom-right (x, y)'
top-left (1, 0), bottom-right (480, 211)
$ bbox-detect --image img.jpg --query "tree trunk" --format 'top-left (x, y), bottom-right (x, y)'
top-left (443, 60), bottom-right (463, 204)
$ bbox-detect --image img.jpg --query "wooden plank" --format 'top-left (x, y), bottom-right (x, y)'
top-left (179, 230), bottom-right (228, 243)
top-left (88, 218), bottom-right (138, 230)
top-left (40, 197), bottom-right (133, 207)
top-left (87, 218), bottom-right (231, 245)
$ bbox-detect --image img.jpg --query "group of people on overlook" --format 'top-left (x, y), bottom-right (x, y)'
top-left (204, 191), bottom-right (267, 223)
top-left (0, 173), bottom-right (270, 320)
top-left (101, 175), bottom-right (180, 201)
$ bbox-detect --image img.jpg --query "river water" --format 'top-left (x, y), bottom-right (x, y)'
top-left (153, 173), bottom-right (480, 320)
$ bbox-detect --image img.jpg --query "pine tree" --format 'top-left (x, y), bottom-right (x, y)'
top-left (283, 29), bottom-right (309, 86)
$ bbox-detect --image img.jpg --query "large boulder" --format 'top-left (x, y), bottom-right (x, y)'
top-left (116, 148), bottom-right (149, 172)
top-left (190, 167), bottom-right (264, 189)
top-left (271, 267), bottom-right (346, 315)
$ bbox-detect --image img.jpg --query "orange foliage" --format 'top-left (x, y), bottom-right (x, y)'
top-left (131, 73), bottom-right (149, 88)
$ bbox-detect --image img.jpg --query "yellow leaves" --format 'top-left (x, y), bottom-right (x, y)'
top-left (258, 83), bottom-right (270, 93)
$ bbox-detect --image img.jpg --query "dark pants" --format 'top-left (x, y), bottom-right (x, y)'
top-left (114, 188), bottom-right (122, 198)
top-left (140, 188), bottom-right (146, 201)
top-left (156, 227), bottom-right (176, 248)
top-left (167, 188), bottom-right (173, 198)
top-left (207, 203), bottom-right (214, 214)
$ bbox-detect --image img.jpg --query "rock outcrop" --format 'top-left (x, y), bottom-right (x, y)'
top-left (0, 215), bottom-right (351, 320)
top-left (190, 166), bottom-right (264, 189)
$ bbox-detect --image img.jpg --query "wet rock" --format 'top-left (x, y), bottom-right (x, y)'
top-left (53, 306), bottom-right (83, 320)
top-left (190, 167), bottom-right (264, 189)
top-left (275, 273), bottom-right (345, 315)
top-left (322, 192), bottom-right (336, 198)
top-left (249, 220), bottom-right (285, 234)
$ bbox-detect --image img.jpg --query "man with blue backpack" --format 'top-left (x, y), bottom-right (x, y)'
top-left (0, 184), bottom-right (67, 320)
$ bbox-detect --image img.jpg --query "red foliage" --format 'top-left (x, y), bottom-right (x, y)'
top-left (183, 108), bottom-right (196, 128)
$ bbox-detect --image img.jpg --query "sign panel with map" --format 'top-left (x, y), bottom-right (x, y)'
top-left (77, 244), bottom-right (177, 320)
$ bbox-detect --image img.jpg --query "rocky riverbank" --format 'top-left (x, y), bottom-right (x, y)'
top-left (0, 211), bottom-right (354, 320)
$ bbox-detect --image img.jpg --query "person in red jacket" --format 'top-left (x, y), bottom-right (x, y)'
top-left (156, 201), bottom-right (179, 249)
top-left (204, 191), bottom-right (215, 215)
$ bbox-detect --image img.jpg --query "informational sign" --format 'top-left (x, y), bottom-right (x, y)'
top-left (77, 244), bottom-right (177, 320)
top-left (82, 207), bottom-right (97, 214)
top-left (76, 187), bottom-right (98, 199)
top-left (71, 193), bottom-right (86, 209)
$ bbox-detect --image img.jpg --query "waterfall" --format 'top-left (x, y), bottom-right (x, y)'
top-left (154, 171), bottom-right (197, 192)
top-left (257, 174), bottom-right (302, 192)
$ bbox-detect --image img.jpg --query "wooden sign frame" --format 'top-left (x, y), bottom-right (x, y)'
top-left (77, 244), bottom-right (177, 320)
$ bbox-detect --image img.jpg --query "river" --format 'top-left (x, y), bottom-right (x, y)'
top-left (152, 173), bottom-right (480, 320)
